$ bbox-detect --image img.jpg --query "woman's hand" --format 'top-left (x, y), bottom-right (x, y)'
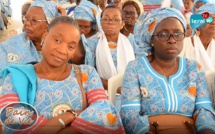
top-left (117, 87), bottom-right (121, 94)
top-left (36, 111), bottom-right (76, 134)
top-left (57, 5), bottom-right (67, 16)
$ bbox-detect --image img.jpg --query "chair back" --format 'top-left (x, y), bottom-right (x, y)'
top-left (108, 73), bottom-right (124, 105)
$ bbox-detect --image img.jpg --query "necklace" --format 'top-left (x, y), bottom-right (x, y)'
top-left (124, 25), bottom-right (128, 32)
top-left (154, 60), bottom-right (177, 76)
top-left (39, 63), bottom-right (67, 81)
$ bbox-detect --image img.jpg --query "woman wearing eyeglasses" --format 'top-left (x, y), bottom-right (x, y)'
top-left (120, 7), bottom-right (215, 134)
top-left (180, 4), bottom-right (215, 71)
top-left (121, 0), bottom-right (143, 37)
top-left (0, 0), bottom-right (61, 70)
top-left (85, 5), bottom-right (135, 91)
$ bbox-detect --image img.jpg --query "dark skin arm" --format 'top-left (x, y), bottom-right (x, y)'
top-left (36, 111), bottom-right (82, 134)
top-left (36, 112), bottom-right (76, 134)
top-left (101, 77), bottom-right (121, 94)
top-left (101, 77), bottom-right (108, 90)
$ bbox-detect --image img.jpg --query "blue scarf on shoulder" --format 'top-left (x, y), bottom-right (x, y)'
top-left (0, 64), bottom-right (37, 105)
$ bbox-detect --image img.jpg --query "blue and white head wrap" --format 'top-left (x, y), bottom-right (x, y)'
top-left (192, 4), bottom-right (215, 36)
top-left (31, 0), bottom-right (60, 24)
top-left (74, 0), bottom-right (102, 32)
top-left (137, 7), bottom-right (186, 54)
top-left (192, 0), bottom-right (211, 13)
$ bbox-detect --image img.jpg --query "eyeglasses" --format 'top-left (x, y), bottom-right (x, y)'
top-left (152, 32), bottom-right (185, 41)
top-left (101, 18), bottom-right (121, 24)
top-left (79, 25), bottom-right (92, 31)
top-left (122, 11), bottom-right (137, 17)
top-left (23, 17), bottom-right (47, 25)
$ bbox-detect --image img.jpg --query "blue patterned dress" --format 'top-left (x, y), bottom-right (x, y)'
top-left (0, 65), bottom-right (125, 134)
top-left (0, 33), bottom-right (41, 70)
top-left (120, 56), bottom-right (215, 133)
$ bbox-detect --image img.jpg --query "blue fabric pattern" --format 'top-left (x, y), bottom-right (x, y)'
top-left (0, 33), bottom-right (41, 70)
top-left (31, 0), bottom-right (60, 24)
top-left (191, 4), bottom-right (215, 36)
top-left (138, 7), bottom-right (186, 54)
top-left (74, 0), bottom-right (102, 32)
top-left (1, 64), bottom-right (125, 133)
top-left (120, 56), bottom-right (215, 133)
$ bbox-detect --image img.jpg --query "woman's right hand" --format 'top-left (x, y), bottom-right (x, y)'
top-left (36, 111), bottom-right (77, 134)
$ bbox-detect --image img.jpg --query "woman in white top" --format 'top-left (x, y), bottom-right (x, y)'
top-left (179, 4), bottom-right (215, 71)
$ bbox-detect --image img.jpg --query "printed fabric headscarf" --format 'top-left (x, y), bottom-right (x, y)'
top-left (192, 0), bottom-right (211, 13)
top-left (74, 0), bottom-right (102, 32)
top-left (138, 7), bottom-right (186, 54)
top-left (30, 0), bottom-right (60, 24)
top-left (192, 4), bottom-right (215, 36)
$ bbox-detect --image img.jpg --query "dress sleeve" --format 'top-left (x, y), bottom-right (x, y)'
top-left (120, 61), bottom-right (150, 134)
top-left (70, 66), bottom-right (125, 134)
top-left (0, 74), bottom-right (48, 134)
top-left (84, 35), bottom-right (98, 67)
top-left (194, 69), bottom-right (215, 132)
top-left (0, 42), bottom-right (8, 70)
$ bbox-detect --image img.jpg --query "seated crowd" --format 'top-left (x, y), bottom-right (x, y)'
top-left (0, 0), bottom-right (215, 134)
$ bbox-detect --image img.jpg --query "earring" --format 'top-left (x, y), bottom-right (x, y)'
top-left (196, 30), bottom-right (200, 36)
top-left (151, 43), bottom-right (154, 47)
top-left (40, 41), bottom-right (44, 47)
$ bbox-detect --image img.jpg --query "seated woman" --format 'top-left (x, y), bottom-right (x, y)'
top-left (180, 4), bottom-right (215, 71)
top-left (8, 0), bottom-right (33, 37)
top-left (73, 0), bottom-right (102, 38)
top-left (191, 0), bottom-right (210, 13)
top-left (85, 5), bottom-right (135, 90)
top-left (183, 0), bottom-right (194, 12)
top-left (120, 0), bottom-right (143, 37)
top-left (0, 16), bottom-right (125, 134)
top-left (120, 7), bottom-right (215, 134)
top-left (0, 0), bottom-right (61, 70)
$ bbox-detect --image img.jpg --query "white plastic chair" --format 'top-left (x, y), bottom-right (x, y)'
top-left (108, 73), bottom-right (124, 105)
top-left (205, 70), bottom-right (215, 107)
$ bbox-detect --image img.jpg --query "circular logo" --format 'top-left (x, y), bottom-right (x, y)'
top-left (0, 102), bottom-right (38, 131)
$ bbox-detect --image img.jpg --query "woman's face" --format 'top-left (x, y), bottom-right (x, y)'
top-left (24, 7), bottom-right (48, 41)
top-left (122, 4), bottom-right (138, 26)
top-left (76, 20), bottom-right (94, 38)
top-left (151, 18), bottom-right (184, 60)
top-left (194, 2), bottom-right (204, 10)
top-left (199, 14), bottom-right (215, 36)
top-left (101, 8), bottom-right (123, 36)
top-left (183, 0), bottom-right (193, 12)
top-left (42, 23), bottom-right (80, 67)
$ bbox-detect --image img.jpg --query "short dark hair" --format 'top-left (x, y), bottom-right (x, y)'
top-left (101, 5), bottom-right (122, 19)
top-left (48, 16), bottom-right (80, 33)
